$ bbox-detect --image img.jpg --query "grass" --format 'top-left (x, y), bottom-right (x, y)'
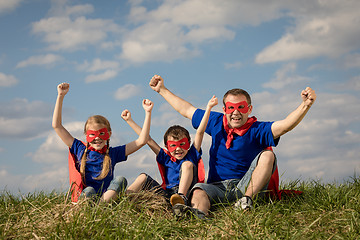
top-left (1, 177), bottom-right (359, 239)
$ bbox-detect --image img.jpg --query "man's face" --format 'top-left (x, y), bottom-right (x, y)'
top-left (223, 94), bottom-right (252, 129)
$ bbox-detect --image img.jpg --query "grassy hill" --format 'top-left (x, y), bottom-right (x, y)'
top-left (1, 177), bottom-right (359, 239)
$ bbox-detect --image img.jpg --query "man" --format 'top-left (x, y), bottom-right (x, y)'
top-left (149, 74), bottom-right (316, 218)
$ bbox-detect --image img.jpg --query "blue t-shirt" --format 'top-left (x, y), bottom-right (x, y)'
top-left (70, 138), bottom-right (127, 193)
top-left (156, 145), bottom-right (202, 189)
top-left (192, 109), bottom-right (279, 183)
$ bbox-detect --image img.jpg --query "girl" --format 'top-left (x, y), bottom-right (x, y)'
top-left (52, 82), bottom-right (153, 202)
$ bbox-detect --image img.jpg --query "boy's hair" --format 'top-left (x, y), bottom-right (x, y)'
top-left (222, 88), bottom-right (252, 106)
top-left (81, 115), bottom-right (112, 182)
top-left (163, 125), bottom-right (191, 146)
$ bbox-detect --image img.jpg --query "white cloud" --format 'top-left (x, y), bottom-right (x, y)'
top-left (129, 0), bottom-right (287, 27)
top-left (224, 61), bottom-right (242, 70)
top-left (114, 84), bottom-right (141, 100)
top-left (79, 58), bottom-right (120, 73)
top-left (0, 166), bottom-right (68, 195)
top-left (0, 0), bottom-right (22, 14)
top-left (11, 122), bottom-right (83, 193)
top-left (0, 169), bottom-right (25, 193)
top-left (120, 22), bottom-right (200, 63)
top-left (262, 63), bottom-right (312, 90)
top-left (78, 59), bottom-right (123, 83)
top-left (346, 76), bottom-right (360, 91)
top-left (344, 53), bottom-right (360, 69)
top-left (65, 4), bottom-right (94, 17)
top-left (21, 167), bottom-right (69, 193)
top-left (0, 117), bottom-right (51, 139)
top-left (256, 1), bottom-right (360, 63)
top-left (332, 75), bottom-right (360, 92)
top-left (32, 16), bottom-right (120, 51)
top-left (121, 0), bottom-right (291, 63)
top-left (0, 98), bottom-right (52, 118)
top-left (151, 103), bottom-right (193, 129)
top-left (0, 72), bottom-right (18, 87)
top-left (26, 0), bottom-right (360, 66)
top-left (31, 122), bottom-right (84, 164)
top-left (85, 69), bottom-right (118, 83)
top-left (0, 98), bottom-right (55, 139)
top-left (16, 54), bottom-right (63, 68)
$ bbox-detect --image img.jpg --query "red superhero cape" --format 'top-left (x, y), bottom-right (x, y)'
top-left (266, 147), bottom-right (303, 200)
top-left (157, 149), bottom-right (205, 190)
top-left (68, 149), bottom-right (84, 202)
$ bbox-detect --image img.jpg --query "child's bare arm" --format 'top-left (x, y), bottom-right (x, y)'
top-left (125, 99), bottom-right (155, 156)
top-left (52, 83), bottom-right (74, 148)
top-left (121, 108), bottom-right (161, 155)
top-left (193, 95), bottom-right (218, 151)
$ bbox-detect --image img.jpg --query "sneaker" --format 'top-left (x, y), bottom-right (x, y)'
top-left (172, 203), bottom-right (206, 219)
top-left (170, 193), bottom-right (188, 206)
top-left (234, 196), bottom-right (253, 210)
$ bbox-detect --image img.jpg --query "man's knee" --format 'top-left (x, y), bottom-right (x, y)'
top-left (258, 150), bottom-right (275, 166)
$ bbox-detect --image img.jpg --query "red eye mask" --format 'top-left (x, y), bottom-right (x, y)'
top-left (225, 101), bottom-right (249, 114)
top-left (86, 128), bottom-right (110, 142)
top-left (166, 137), bottom-right (190, 152)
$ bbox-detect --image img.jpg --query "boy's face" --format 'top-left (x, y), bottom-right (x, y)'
top-left (166, 134), bottom-right (190, 160)
top-left (86, 123), bottom-right (111, 150)
top-left (223, 94), bottom-right (252, 129)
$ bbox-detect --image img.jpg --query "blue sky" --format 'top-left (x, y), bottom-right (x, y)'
top-left (1, 0), bottom-right (359, 195)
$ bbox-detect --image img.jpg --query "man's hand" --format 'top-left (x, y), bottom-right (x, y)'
top-left (301, 87), bottom-right (316, 107)
top-left (57, 83), bottom-right (69, 96)
top-left (149, 74), bottom-right (164, 93)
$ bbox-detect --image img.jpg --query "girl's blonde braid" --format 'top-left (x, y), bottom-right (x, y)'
top-left (80, 142), bottom-right (90, 184)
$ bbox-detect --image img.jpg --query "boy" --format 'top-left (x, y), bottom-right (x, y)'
top-left (123, 96), bottom-right (217, 210)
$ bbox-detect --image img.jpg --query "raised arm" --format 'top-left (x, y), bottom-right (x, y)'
top-left (121, 108), bottom-right (161, 155)
top-left (52, 83), bottom-right (74, 148)
top-left (193, 95), bottom-right (218, 152)
top-left (149, 74), bottom-right (196, 120)
top-left (124, 99), bottom-right (153, 156)
top-left (271, 87), bottom-right (316, 139)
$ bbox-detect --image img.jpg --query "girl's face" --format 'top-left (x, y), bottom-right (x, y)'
top-left (166, 134), bottom-right (190, 160)
top-left (86, 123), bottom-right (111, 150)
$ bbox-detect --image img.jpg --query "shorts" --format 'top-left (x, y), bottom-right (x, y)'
top-left (141, 160), bottom-right (198, 199)
top-left (107, 176), bottom-right (128, 193)
top-left (80, 176), bottom-right (128, 198)
top-left (189, 150), bottom-right (277, 204)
